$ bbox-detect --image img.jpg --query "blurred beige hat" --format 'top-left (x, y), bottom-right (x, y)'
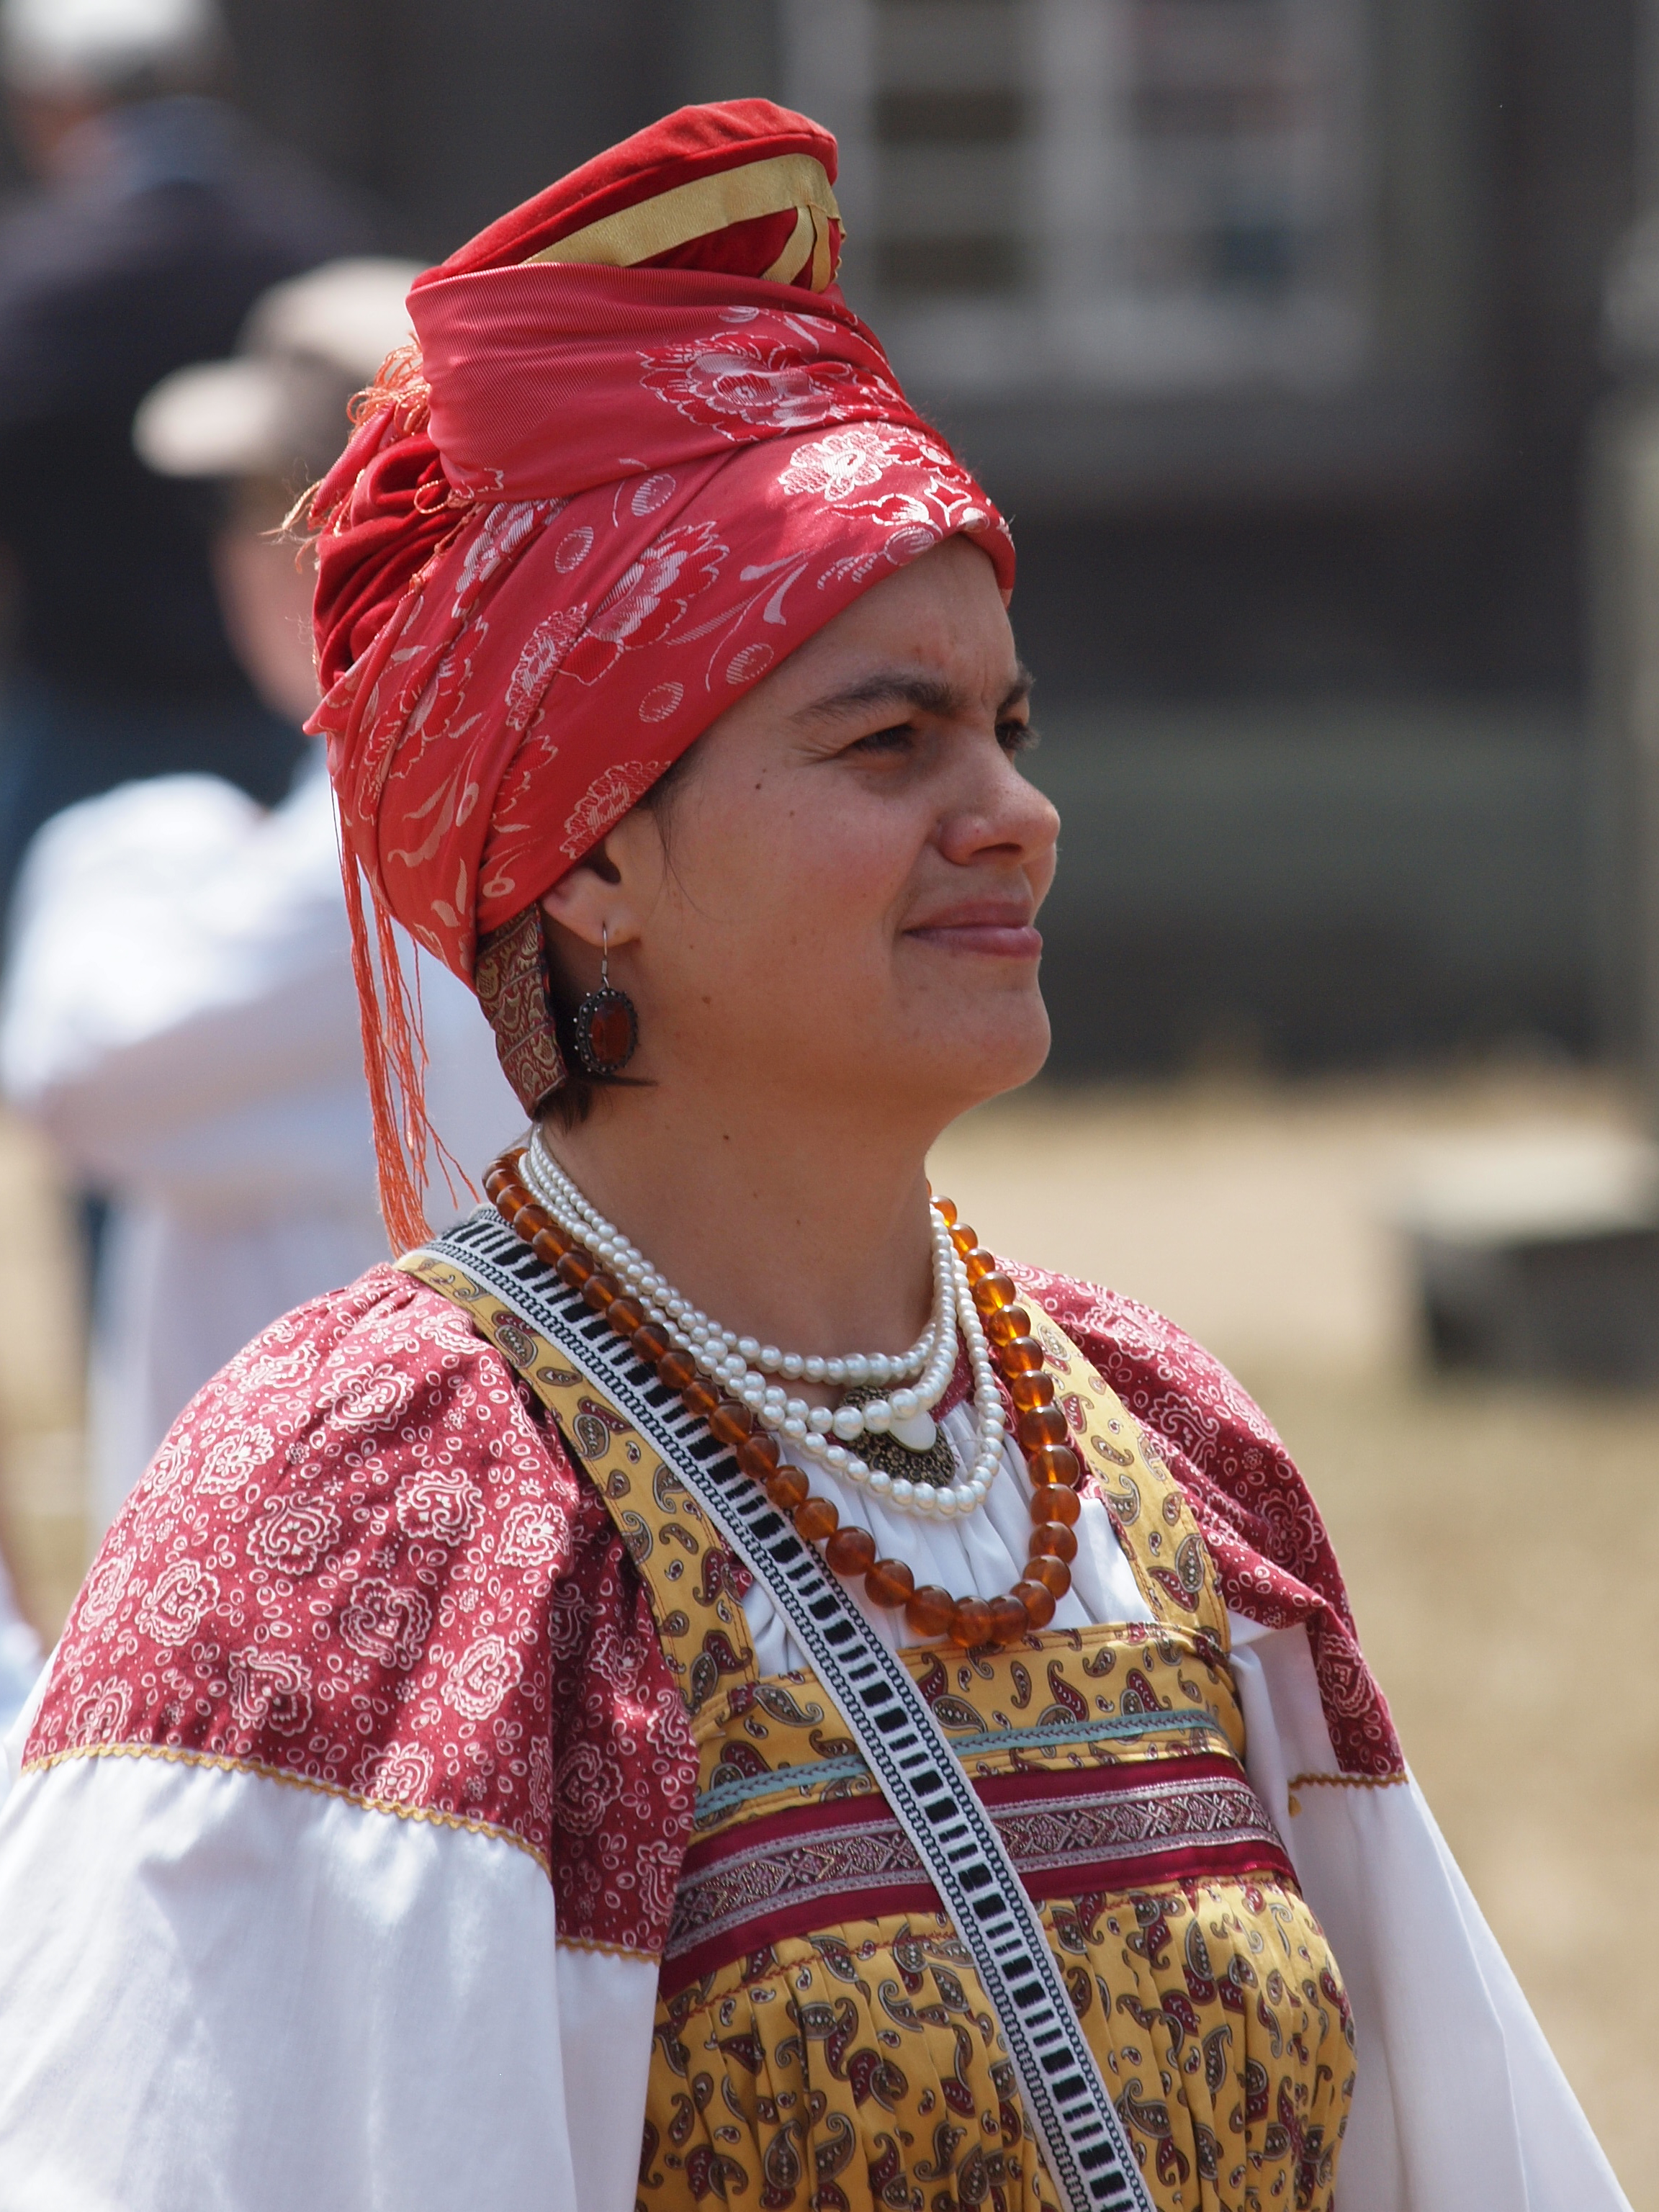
top-left (0, 0), bottom-right (221, 96)
top-left (134, 256), bottom-right (423, 487)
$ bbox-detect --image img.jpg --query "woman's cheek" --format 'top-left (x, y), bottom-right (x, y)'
top-left (810, 802), bottom-right (925, 906)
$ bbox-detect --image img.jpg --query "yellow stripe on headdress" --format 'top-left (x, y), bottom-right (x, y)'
top-left (525, 152), bottom-right (841, 292)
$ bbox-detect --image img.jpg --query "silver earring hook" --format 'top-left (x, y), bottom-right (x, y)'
top-left (600, 922), bottom-right (610, 990)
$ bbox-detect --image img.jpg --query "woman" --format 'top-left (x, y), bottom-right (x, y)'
top-left (0, 100), bottom-right (1627, 2212)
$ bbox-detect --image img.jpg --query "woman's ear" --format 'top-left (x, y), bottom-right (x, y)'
top-left (539, 854), bottom-right (614, 951)
top-left (538, 807), bottom-right (664, 950)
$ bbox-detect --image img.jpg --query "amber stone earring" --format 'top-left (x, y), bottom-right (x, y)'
top-left (572, 925), bottom-right (638, 1076)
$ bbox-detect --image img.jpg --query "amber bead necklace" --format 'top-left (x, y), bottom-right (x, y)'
top-left (485, 1147), bottom-right (1084, 1650)
top-left (521, 1130), bottom-right (999, 1516)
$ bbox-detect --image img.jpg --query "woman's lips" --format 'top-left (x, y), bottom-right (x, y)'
top-left (905, 917), bottom-right (1043, 958)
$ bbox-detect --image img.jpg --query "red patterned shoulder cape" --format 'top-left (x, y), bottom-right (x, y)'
top-left (25, 1258), bottom-right (1399, 1959)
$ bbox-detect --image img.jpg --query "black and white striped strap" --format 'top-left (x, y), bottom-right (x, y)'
top-left (423, 1210), bottom-right (1154, 2212)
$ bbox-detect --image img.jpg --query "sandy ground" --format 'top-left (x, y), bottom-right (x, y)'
top-left (0, 1114), bottom-right (91, 1650)
top-left (0, 1066), bottom-right (1653, 2198)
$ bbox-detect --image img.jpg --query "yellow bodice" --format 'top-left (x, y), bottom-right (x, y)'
top-left (405, 1254), bottom-right (1354, 2212)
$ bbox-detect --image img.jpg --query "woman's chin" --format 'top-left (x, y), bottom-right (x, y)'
top-left (974, 1025), bottom-right (1052, 1105)
top-left (902, 999), bottom-right (1053, 1115)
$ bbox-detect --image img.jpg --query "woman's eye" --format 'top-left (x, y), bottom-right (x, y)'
top-left (849, 722), bottom-right (917, 757)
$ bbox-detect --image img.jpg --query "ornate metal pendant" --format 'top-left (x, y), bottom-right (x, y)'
top-left (840, 1384), bottom-right (958, 1489)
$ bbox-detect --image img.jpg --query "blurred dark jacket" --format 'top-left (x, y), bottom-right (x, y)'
top-left (0, 94), bottom-right (374, 895)
top-left (0, 94), bottom-right (369, 691)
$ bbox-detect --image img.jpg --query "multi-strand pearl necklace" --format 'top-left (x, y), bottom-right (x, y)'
top-left (522, 1131), bottom-right (1007, 1517)
top-left (485, 1146), bottom-right (1085, 1652)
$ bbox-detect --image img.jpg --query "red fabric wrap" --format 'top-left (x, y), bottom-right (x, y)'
top-left (305, 102), bottom-right (1012, 1245)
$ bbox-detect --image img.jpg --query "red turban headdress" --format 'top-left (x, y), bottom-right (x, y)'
top-left (307, 99), bottom-right (1015, 1249)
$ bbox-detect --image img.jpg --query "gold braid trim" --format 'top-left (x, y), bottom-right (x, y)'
top-left (556, 1931), bottom-right (660, 1961)
top-left (1287, 1770), bottom-right (1408, 1791)
top-left (22, 1739), bottom-right (553, 1871)
top-left (526, 153), bottom-right (841, 290)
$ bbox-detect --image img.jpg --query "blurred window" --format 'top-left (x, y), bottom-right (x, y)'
top-left (787, 0), bottom-right (1371, 394)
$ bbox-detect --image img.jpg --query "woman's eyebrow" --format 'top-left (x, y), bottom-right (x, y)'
top-left (791, 662), bottom-right (1033, 726)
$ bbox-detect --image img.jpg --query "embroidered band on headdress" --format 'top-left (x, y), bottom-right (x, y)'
top-left (525, 150), bottom-right (841, 291)
top-left (472, 907), bottom-right (567, 1116)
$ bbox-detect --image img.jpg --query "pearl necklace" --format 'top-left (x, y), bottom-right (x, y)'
top-left (521, 1131), bottom-right (1006, 1517)
top-left (484, 1148), bottom-right (1086, 1651)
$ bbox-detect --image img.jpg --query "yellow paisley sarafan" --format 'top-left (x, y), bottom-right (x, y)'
top-left (403, 1250), bottom-right (1354, 2211)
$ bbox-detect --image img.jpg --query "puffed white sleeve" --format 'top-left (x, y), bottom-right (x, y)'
top-left (0, 1738), bottom-right (657, 2211)
top-left (1228, 1613), bottom-right (1629, 2212)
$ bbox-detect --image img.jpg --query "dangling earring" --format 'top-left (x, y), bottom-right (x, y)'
top-left (573, 924), bottom-right (639, 1076)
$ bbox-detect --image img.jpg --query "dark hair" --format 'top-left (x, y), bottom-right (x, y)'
top-left (538, 747), bottom-right (695, 1130)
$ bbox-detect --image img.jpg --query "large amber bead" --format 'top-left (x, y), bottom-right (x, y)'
top-left (948, 1599), bottom-right (993, 1649)
top-left (1028, 1444), bottom-right (1081, 1488)
top-left (606, 1295), bottom-right (647, 1337)
top-left (656, 1349), bottom-right (698, 1392)
top-left (794, 1496), bottom-right (839, 1542)
top-left (864, 1557), bottom-right (916, 1608)
top-left (1028, 1522), bottom-right (1079, 1563)
top-left (555, 1250), bottom-right (597, 1291)
top-left (631, 1322), bottom-right (672, 1364)
top-left (580, 1272), bottom-right (620, 1311)
top-left (1027, 1555), bottom-right (1072, 1600)
top-left (765, 1467), bottom-right (811, 1511)
top-left (708, 1401), bottom-right (753, 1446)
top-left (971, 1270), bottom-right (1018, 1313)
top-left (998, 1336), bottom-right (1046, 1375)
top-left (682, 1379), bottom-right (721, 1419)
top-left (1030, 1483), bottom-right (1082, 1527)
top-left (986, 1596), bottom-right (1029, 1645)
top-left (824, 1526), bottom-right (878, 1578)
top-left (986, 1303), bottom-right (1032, 1344)
top-left (904, 1584), bottom-right (958, 1640)
top-left (1016, 1405), bottom-right (1069, 1451)
top-left (736, 1431), bottom-right (781, 1479)
top-left (1012, 1579), bottom-right (1057, 1629)
top-left (1007, 1369), bottom-right (1056, 1411)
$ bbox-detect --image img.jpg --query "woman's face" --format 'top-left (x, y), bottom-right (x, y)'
top-left (544, 535), bottom-right (1059, 1136)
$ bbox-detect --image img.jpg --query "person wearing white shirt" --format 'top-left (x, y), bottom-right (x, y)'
top-left (0, 258), bottom-right (522, 1532)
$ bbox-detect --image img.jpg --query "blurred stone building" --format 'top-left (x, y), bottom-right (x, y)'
top-left (40, 0), bottom-right (1645, 1071)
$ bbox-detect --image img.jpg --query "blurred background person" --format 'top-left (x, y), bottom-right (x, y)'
top-left (0, 0), bottom-right (374, 909)
top-left (0, 256), bottom-right (523, 1535)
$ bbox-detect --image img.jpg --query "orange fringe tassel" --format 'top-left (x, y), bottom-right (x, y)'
top-left (340, 845), bottom-right (477, 1256)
